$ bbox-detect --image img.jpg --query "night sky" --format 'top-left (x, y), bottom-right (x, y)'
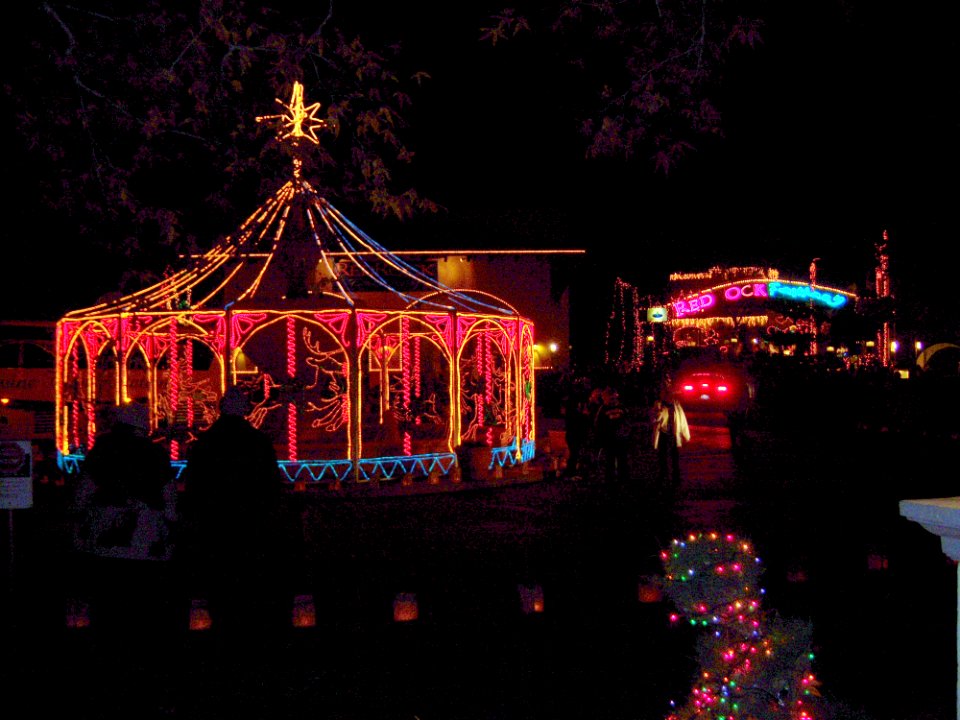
top-left (2, 3), bottom-right (956, 331)
top-left (363, 3), bottom-right (956, 304)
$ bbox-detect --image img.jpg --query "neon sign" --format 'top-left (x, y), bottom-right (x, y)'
top-left (672, 293), bottom-right (716, 317)
top-left (767, 282), bottom-right (847, 309)
top-left (673, 281), bottom-right (849, 318)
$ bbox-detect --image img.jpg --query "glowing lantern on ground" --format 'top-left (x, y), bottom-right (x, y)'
top-left (292, 593), bottom-right (316, 628)
top-left (518, 584), bottom-right (544, 614)
top-left (65, 598), bottom-right (91, 629)
top-left (189, 598), bottom-right (212, 631)
top-left (786, 566), bottom-right (809, 583)
top-left (393, 592), bottom-right (419, 622)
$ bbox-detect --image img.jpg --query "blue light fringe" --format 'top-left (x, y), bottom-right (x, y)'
top-left (306, 185), bottom-right (517, 317)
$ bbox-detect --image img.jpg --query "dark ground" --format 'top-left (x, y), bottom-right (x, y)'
top-left (1, 414), bottom-right (956, 720)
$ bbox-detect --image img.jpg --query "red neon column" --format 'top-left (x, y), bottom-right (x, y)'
top-left (286, 316), bottom-right (297, 461)
top-left (401, 317), bottom-right (412, 456)
top-left (413, 335), bottom-right (421, 400)
top-left (185, 339), bottom-right (194, 430)
top-left (484, 331), bottom-right (494, 447)
top-left (71, 349), bottom-right (81, 452)
top-left (168, 318), bottom-right (180, 461)
top-left (475, 333), bottom-right (486, 443)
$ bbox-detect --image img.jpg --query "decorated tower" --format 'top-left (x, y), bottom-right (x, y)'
top-left (874, 229), bottom-right (893, 367)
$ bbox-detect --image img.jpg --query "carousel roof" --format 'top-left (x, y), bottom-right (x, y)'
top-left (65, 82), bottom-right (517, 321)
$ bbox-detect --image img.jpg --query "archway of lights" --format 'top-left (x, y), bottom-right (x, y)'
top-left (55, 83), bottom-right (536, 486)
top-left (668, 274), bottom-right (858, 348)
top-left (605, 267), bottom-right (860, 368)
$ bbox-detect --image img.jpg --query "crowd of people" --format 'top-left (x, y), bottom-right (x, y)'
top-left (556, 364), bottom-right (692, 484)
top-left (550, 348), bottom-right (960, 486)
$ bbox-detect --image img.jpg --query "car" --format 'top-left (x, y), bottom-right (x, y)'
top-left (674, 369), bottom-right (742, 411)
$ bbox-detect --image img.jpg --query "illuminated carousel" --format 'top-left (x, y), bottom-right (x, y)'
top-left (56, 82), bottom-right (537, 487)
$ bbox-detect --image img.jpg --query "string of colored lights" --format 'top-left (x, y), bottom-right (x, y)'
top-left (875, 230), bottom-right (892, 367)
top-left (662, 532), bottom-right (820, 720)
top-left (316, 193), bottom-right (517, 316)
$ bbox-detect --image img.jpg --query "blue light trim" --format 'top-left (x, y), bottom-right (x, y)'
top-left (355, 452), bottom-right (458, 481)
top-left (57, 452), bottom-right (83, 476)
top-left (492, 439), bottom-right (536, 468)
top-left (58, 444), bottom-right (536, 485)
top-left (319, 193), bottom-right (517, 316)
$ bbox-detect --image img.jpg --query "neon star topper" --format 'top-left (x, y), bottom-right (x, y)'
top-left (256, 81), bottom-right (328, 145)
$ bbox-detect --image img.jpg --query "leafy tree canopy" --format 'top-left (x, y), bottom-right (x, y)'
top-left (6, 1), bottom-right (437, 294)
top-left (480, 1), bottom-right (763, 173)
top-left (4, 1), bottom-right (765, 311)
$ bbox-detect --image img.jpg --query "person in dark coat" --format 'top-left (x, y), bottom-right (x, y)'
top-left (70, 401), bottom-right (179, 715)
top-left (176, 386), bottom-right (291, 661)
top-left (561, 376), bottom-right (591, 478)
top-left (593, 386), bottom-right (631, 481)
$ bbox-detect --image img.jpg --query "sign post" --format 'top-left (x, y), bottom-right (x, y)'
top-left (0, 440), bottom-right (33, 510)
top-left (0, 440), bottom-right (33, 596)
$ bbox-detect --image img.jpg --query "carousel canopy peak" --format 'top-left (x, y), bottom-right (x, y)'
top-left (64, 83), bottom-right (516, 320)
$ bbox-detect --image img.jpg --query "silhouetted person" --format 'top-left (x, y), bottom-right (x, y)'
top-left (70, 401), bottom-right (178, 715)
top-left (594, 387), bottom-right (631, 481)
top-left (176, 386), bottom-right (291, 667)
top-left (653, 398), bottom-right (690, 486)
top-left (562, 376), bottom-right (591, 478)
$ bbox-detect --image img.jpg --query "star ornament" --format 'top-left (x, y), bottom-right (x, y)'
top-left (256, 81), bottom-right (328, 145)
